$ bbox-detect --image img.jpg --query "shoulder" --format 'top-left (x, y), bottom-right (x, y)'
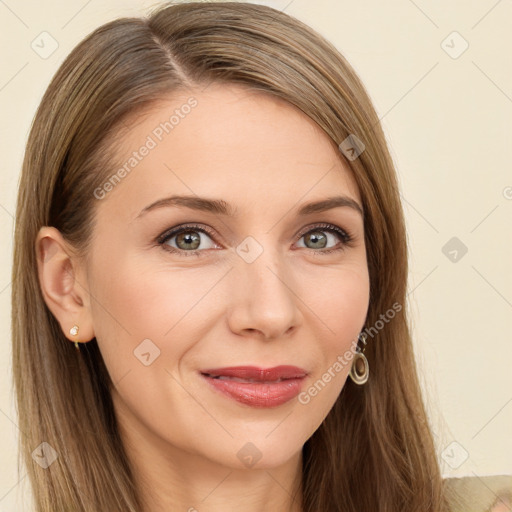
top-left (443, 475), bottom-right (512, 512)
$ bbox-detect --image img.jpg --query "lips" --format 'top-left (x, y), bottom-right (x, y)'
top-left (200, 365), bottom-right (308, 408)
top-left (200, 365), bottom-right (308, 382)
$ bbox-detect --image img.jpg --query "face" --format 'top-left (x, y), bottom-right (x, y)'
top-left (68, 84), bottom-right (370, 470)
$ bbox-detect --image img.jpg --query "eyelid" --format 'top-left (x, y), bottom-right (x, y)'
top-left (295, 222), bottom-right (349, 239)
top-left (156, 223), bottom-right (219, 246)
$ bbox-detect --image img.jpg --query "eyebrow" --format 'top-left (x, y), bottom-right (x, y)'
top-left (135, 194), bottom-right (364, 220)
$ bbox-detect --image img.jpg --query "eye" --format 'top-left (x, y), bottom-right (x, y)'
top-left (157, 222), bottom-right (355, 257)
top-left (157, 224), bottom-right (218, 256)
top-left (295, 223), bottom-right (354, 254)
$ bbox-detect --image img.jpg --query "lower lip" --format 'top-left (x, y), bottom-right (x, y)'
top-left (201, 374), bottom-right (305, 408)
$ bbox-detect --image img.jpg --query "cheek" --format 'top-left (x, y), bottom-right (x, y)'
top-left (89, 241), bottom-right (185, 332)
top-left (302, 264), bottom-right (369, 392)
top-left (306, 263), bottom-right (370, 342)
top-left (87, 249), bottom-right (216, 373)
top-left (86, 249), bottom-right (171, 378)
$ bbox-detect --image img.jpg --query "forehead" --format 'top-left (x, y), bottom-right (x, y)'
top-left (96, 83), bottom-right (361, 220)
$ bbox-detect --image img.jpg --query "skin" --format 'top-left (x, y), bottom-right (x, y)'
top-left (36, 84), bottom-right (370, 512)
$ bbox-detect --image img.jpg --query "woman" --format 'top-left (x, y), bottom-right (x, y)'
top-left (12, 2), bottom-right (450, 510)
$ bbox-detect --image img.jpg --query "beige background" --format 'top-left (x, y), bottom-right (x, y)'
top-left (1, 0), bottom-right (511, 510)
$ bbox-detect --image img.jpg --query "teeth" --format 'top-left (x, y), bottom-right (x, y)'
top-left (211, 375), bottom-right (285, 383)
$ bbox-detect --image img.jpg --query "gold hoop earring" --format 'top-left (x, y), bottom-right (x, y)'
top-left (70, 325), bottom-right (80, 351)
top-left (349, 332), bottom-right (369, 385)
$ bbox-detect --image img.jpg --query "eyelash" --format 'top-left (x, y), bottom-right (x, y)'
top-left (156, 222), bottom-right (355, 257)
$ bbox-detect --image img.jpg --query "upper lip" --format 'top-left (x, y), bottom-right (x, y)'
top-left (200, 365), bottom-right (308, 381)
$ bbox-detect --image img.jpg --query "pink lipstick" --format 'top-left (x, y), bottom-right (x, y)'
top-left (200, 365), bottom-right (308, 408)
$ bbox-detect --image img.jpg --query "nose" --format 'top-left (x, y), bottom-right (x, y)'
top-left (226, 244), bottom-right (303, 340)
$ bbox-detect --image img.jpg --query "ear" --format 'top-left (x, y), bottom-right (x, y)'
top-left (35, 226), bottom-right (95, 346)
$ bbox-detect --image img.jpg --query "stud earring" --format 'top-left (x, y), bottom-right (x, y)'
top-left (349, 332), bottom-right (369, 385)
top-left (69, 325), bottom-right (80, 350)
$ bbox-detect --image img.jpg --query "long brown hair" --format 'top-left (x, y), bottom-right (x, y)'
top-left (12, 2), bottom-right (449, 510)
